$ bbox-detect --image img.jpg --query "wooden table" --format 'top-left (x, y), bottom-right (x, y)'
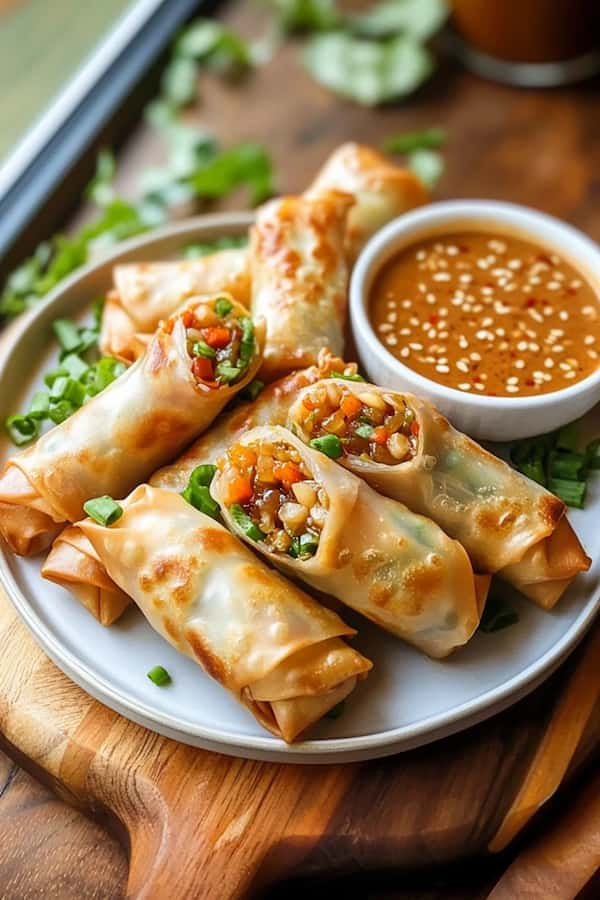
top-left (1, 3), bottom-right (599, 897)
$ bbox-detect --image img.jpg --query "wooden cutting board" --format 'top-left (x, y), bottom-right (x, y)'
top-left (0, 579), bottom-right (598, 899)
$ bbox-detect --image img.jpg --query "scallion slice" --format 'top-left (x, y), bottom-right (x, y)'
top-left (181, 465), bottom-right (219, 519)
top-left (5, 415), bottom-right (39, 446)
top-left (61, 353), bottom-right (89, 380)
top-left (549, 451), bottom-right (585, 481)
top-left (289, 532), bottom-right (319, 559)
top-left (549, 477), bottom-right (586, 509)
top-left (229, 503), bottom-right (265, 542)
top-left (555, 422), bottom-right (578, 452)
top-left (216, 363), bottom-right (241, 384)
top-left (83, 495), bottom-right (124, 526)
top-left (215, 297), bottom-right (234, 318)
top-left (585, 438), bottom-right (600, 470)
top-left (479, 594), bottom-right (519, 633)
top-left (309, 434), bottom-right (343, 459)
top-left (330, 371), bottom-right (365, 382)
top-left (147, 665), bottom-right (171, 687)
top-left (192, 340), bottom-right (216, 359)
top-left (240, 379), bottom-right (264, 402)
top-left (28, 391), bottom-right (50, 419)
top-left (48, 400), bottom-right (77, 424)
top-left (53, 318), bottom-right (81, 352)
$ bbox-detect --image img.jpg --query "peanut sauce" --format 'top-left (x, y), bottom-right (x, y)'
top-left (369, 231), bottom-right (600, 397)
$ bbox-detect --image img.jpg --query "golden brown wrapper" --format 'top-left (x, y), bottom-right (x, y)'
top-left (0, 293), bottom-right (263, 556)
top-left (100, 250), bottom-right (251, 362)
top-left (78, 485), bottom-right (371, 742)
top-left (288, 380), bottom-right (591, 608)
top-left (41, 351), bottom-right (357, 622)
top-left (250, 190), bottom-right (353, 381)
top-left (213, 426), bottom-right (484, 659)
top-left (307, 142), bottom-right (429, 261)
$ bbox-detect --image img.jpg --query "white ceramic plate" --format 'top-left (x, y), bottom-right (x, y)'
top-left (0, 214), bottom-right (598, 764)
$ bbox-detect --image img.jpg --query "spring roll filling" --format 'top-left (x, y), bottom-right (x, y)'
top-left (219, 439), bottom-right (329, 560)
top-left (164, 297), bottom-right (256, 388)
top-left (295, 382), bottom-right (418, 464)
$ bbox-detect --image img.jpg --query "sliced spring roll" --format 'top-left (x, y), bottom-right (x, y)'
top-left (250, 190), bottom-right (354, 381)
top-left (42, 351), bottom-right (358, 623)
top-left (307, 142), bottom-right (428, 261)
top-left (287, 379), bottom-right (591, 608)
top-left (100, 250), bottom-right (251, 362)
top-left (211, 426), bottom-right (485, 659)
top-left (0, 293), bottom-right (264, 556)
top-left (78, 485), bottom-right (372, 742)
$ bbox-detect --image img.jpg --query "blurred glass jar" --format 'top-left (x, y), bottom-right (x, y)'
top-left (450, 0), bottom-right (600, 86)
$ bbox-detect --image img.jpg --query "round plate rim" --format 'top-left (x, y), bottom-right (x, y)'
top-left (0, 213), bottom-right (598, 763)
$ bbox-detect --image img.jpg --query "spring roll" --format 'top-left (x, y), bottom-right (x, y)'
top-left (287, 379), bottom-right (591, 608)
top-left (250, 190), bottom-right (354, 381)
top-left (100, 250), bottom-right (251, 362)
top-left (0, 293), bottom-right (264, 556)
top-left (42, 351), bottom-right (358, 623)
top-left (211, 426), bottom-right (485, 659)
top-left (78, 484), bottom-right (372, 742)
top-left (307, 142), bottom-right (428, 261)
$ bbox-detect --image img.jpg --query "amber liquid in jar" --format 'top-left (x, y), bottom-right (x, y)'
top-left (451, 0), bottom-right (600, 64)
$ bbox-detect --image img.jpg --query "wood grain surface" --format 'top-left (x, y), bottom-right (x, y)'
top-left (1, 2), bottom-right (600, 898)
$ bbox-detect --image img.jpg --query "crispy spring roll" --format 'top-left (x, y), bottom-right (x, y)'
top-left (287, 380), bottom-right (591, 608)
top-left (100, 250), bottom-right (251, 362)
top-left (1, 294), bottom-right (264, 556)
top-left (212, 426), bottom-right (486, 659)
top-left (78, 485), bottom-right (372, 742)
top-left (250, 190), bottom-right (354, 381)
top-left (307, 142), bottom-right (428, 261)
top-left (42, 351), bottom-right (358, 624)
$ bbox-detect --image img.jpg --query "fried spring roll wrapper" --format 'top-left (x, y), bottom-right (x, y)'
top-left (100, 250), bottom-right (251, 362)
top-left (41, 351), bottom-right (358, 623)
top-left (79, 485), bottom-right (372, 742)
top-left (0, 293), bottom-right (264, 556)
top-left (288, 380), bottom-right (590, 608)
top-left (213, 426), bottom-right (484, 659)
top-left (250, 190), bottom-right (353, 381)
top-left (307, 142), bottom-right (428, 261)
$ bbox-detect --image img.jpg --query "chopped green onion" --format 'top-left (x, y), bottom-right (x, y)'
top-left (147, 665), bottom-right (171, 687)
top-left (5, 414), bottom-right (39, 446)
top-left (44, 368), bottom-right (66, 388)
top-left (518, 456), bottom-right (546, 487)
top-left (83, 495), bottom-right (123, 526)
top-left (28, 391), bottom-right (50, 419)
top-left (238, 316), bottom-right (255, 368)
top-left (549, 477), bottom-right (586, 509)
top-left (383, 127), bottom-right (447, 155)
top-left (61, 353), bottom-right (89, 380)
top-left (585, 438), bottom-right (600, 470)
top-left (62, 379), bottom-right (87, 407)
top-left (83, 357), bottom-right (126, 396)
top-left (354, 423), bottom-right (374, 439)
top-left (479, 593), bottom-right (519, 633)
top-left (181, 464), bottom-right (219, 518)
top-left (216, 363), bottom-right (241, 384)
top-left (309, 434), bottom-right (343, 459)
top-left (240, 379), bottom-right (264, 402)
top-left (289, 532), bottom-right (319, 559)
top-left (229, 503), bottom-right (265, 542)
top-left (49, 376), bottom-right (69, 400)
top-left (215, 296), bottom-right (234, 318)
top-left (75, 328), bottom-right (99, 354)
top-left (549, 451), bottom-right (585, 481)
top-left (192, 340), bottom-right (216, 358)
top-left (330, 371), bottom-right (365, 382)
top-left (48, 400), bottom-right (77, 424)
top-left (555, 422), bottom-right (578, 452)
top-left (52, 318), bottom-right (81, 352)
top-left (325, 700), bottom-right (346, 720)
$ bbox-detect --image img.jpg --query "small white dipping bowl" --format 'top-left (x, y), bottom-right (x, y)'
top-left (350, 200), bottom-right (600, 441)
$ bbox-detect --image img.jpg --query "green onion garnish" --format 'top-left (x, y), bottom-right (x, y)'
top-left (330, 371), bottom-right (365, 382)
top-left (325, 700), bottom-right (346, 719)
top-left (555, 422), bottom-right (578, 452)
top-left (192, 340), bottom-right (216, 359)
top-left (28, 391), bottom-right (50, 419)
top-left (354, 423), bottom-right (374, 439)
top-left (229, 503), bottom-right (265, 542)
top-left (289, 532), bottom-right (319, 559)
top-left (479, 594), bottom-right (519, 633)
top-left (549, 477), bottom-right (586, 509)
top-left (83, 495), bottom-right (124, 526)
top-left (49, 375), bottom-right (69, 400)
top-left (240, 379), bottom-right (264, 402)
top-left (147, 665), bottom-right (171, 687)
top-left (48, 400), bottom-right (77, 424)
top-left (549, 451), bottom-right (585, 481)
top-left (61, 353), bottom-right (89, 380)
top-left (5, 415), bottom-right (39, 446)
top-left (585, 438), bottom-right (600, 470)
top-left (181, 465), bottom-right (219, 518)
top-left (309, 434), bottom-right (343, 459)
top-left (53, 318), bottom-right (81, 352)
top-left (215, 297), bottom-right (234, 318)
top-left (216, 363), bottom-right (241, 384)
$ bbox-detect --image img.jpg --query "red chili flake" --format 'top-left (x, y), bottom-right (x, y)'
top-left (536, 253), bottom-right (553, 265)
top-left (567, 287), bottom-right (577, 295)
top-left (526, 297), bottom-right (536, 307)
top-left (429, 314), bottom-right (439, 325)
top-left (473, 373), bottom-right (482, 381)
top-left (525, 378), bottom-right (534, 387)
top-left (459, 245), bottom-right (469, 253)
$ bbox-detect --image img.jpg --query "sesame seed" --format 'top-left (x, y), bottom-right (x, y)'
top-left (447, 245), bottom-right (459, 256)
top-left (456, 360), bottom-right (469, 373)
top-left (379, 323), bottom-right (393, 333)
top-left (436, 364), bottom-right (450, 374)
top-left (506, 385), bottom-right (519, 393)
top-left (544, 357), bottom-right (554, 368)
top-left (401, 299), bottom-right (412, 309)
top-left (387, 312), bottom-right (397, 323)
top-left (410, 316), bottom-right (420, 326)
top-left (470, 352), bottom-right (482, 361)
top-left (542, 306), bottom-right (553, 316)
top-left (482, 316), bottom-right (494, 327)
top-left (508, 259), bottom-right (522, 270)
top-left (559, 311), bottom-right (569, 321)
top-left (570, 279), bottom-right (582, 289)
top-left (458, 336), bottom-right (469, 349)
top-left (559, 361), bottom-right (571, 371)
top-left (529, 309), bottom-right (544, 323)
top-left (458, 383), bottom-right (471, 391)
top-left (385, 335), bottom-right (398, 346)
top-left (495, 327), bottom-right (506, 337)
top-left (506, 376), bottom-right (518, 385)
top-left (528, 342), bottom-right (540, 352)
top-left (438, 330), bottom-right (449, 339)
top-left (459, 274), bottom-right (473, 284)
top-left (514, 359), bottom-right (525, 369)
top-left (517, 340), bottom-right (528, 351)
top-left (588, 349), bottom-right (598, 359)
top-left (564, 370), bottom-right (576, 379)
top-left (400, 327), bottom-right (411, 336)
top-left (547, 281), bottom-right (560, 290)
top-left (418, 283), bottom-right (427, 293)
top-left (433, 272), bottom-right (451, 282)
top-left (585, 335), bottom-right (595, 345)
top-left (416, 250), bottom-right (426, 261)
top-left (474, 383), bottom-right (485, 391)
top-left (409, 342), bottom-right (423, 351)
top-left (481, 286), bottom-right (494, 296)
top-left (426, 293), bottom-right (436, 305)
top-left (400, 347), bottom-right (410, 358)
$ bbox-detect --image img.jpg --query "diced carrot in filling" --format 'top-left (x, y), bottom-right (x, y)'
top-left (295, 383), bottom-right (418, 465)
top-left (221, 441), bottom-right (328, 559)
top-left (179, 300), bottom-right (256, 390)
